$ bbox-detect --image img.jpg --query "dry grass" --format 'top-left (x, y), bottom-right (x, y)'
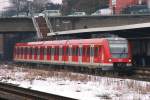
top-left (24, 68), bottom-right (92, 82)
top-left (126, 81), bottom-right (150, 94)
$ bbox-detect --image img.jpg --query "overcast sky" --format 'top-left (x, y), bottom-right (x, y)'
top-left (0, 0), bottom-right (62, 11)
top-left (51, 0), bottom-right (62, 4)
top-left (0, 0), bottom-right (12, 11)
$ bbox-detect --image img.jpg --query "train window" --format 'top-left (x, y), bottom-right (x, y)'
top-left (75, 47), bottom-right (79, 56)
top-left (87, 47), bottom-right (90, 56)
top-left (94, 47), bottom-right (98, 57)
top-left (35, 48), bottom-right (38, 55)
top-left (72, 46), bottom-right (78, 56)
top-left (54, 47), bottom-right (59, 56)
top-left (66, 47), bottom-right (69, 56)
top-left (82, 46), bottom-right (90, 57)
top-left (20, 47), bottom-right (22, 56)
top-left (29, 47), bottom-right (32, 55)
top-left (79, 47), bottom-right (82, 56)
top-left (25, 47), bottom-right (28, 55)
top-left (44, 48), bottom-right (47, 55)
top-left (20, 47), bottom-right (23, 57)
top-left (72, 47), bottom-right (74, 56)
top-left (62, 47), bottom-right (65, 56)
top-left (40, 47), bottom-right (44, 55)
top-left (18, 47), bottom-right (20, 56)
top-left (57, 47), bottom-right (59, 56)
top-left (32, 48), bottom-right (34, 55)
top-left (47, 47), bottom-right (51, 55)
top-left (62, 46), bottom-right (69, 56)
top-left (22, 47), bottom-right (24, 56)
top-left (90, 47), bottom-right (94, 57)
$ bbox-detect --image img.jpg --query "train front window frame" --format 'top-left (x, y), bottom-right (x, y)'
top-left (109, 39), bottom-right (128, 58)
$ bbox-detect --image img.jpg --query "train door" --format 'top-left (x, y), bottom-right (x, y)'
top-left (72, 46), bottom-right (79, 62)
top-left (47, 46), bottom-right (52, 60)
top-left (40, 46), bottom-right (44, 60)
top-left (93, 45), bottom-right (102, 63)
top-left (62, 46), bottom-right (69, 62)
top-left (54, 46), bottom-right (59, 61)
top-left (82, 45), bottom-right (90, 63)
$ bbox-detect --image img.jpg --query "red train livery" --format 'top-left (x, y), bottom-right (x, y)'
top-left (13, 37), bottom-right (132, 70)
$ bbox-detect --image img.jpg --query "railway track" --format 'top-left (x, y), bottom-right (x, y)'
top-left (0, 82), bottom-right (77, 100)
top-left (132, 67), bottom-right (150, 81)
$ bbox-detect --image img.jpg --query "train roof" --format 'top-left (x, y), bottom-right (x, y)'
top-left (15, 37), bottom-right (127, 47)
top-left (16, 38), bottom-right (107, 46)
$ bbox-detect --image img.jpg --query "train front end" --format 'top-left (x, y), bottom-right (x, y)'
top-left (106, 37), bottom-right (132, 70)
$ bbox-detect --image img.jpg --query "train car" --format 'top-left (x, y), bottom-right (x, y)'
top-left (13, 37), bottom-right (132, 70)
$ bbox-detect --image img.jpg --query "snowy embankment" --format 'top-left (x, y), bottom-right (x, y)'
top-left (0, 64), bottom-right (150, 100)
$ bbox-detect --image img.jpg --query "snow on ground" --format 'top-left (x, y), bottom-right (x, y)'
top-left (0, 64), bottom-right (150, 100)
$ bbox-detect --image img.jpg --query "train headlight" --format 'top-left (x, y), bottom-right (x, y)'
top-left (129, 59), bottom-right (131, 62)
top-left (108, 59), bottom-right (112, 62)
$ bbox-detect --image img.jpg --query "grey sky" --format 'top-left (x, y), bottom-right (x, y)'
top-left (51, 0), bottom-right (62, 4)
top-left (0, 0), bottom-right (62, 11)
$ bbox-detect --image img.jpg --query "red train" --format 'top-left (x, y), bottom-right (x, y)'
top-left (13, 37), bottom-right (132, 70)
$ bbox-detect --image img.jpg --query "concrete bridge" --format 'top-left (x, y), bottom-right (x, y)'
top-left (0, 17), bottom-right (35, 33)
top-left (1, 15), bottom-right (150, 33)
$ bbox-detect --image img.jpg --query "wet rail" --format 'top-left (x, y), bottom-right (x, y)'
top-left (0, 82), bottom-right (77, 100)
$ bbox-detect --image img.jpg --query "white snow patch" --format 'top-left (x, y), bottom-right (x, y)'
top-left (0, 64), bottom-right (149, 100)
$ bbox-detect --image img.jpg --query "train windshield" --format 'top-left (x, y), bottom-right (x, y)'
top-left (109, 40), bottom-right (128, 58)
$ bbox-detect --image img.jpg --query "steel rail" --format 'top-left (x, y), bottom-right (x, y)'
top-left (0, 82), bottom-right (77, 100)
